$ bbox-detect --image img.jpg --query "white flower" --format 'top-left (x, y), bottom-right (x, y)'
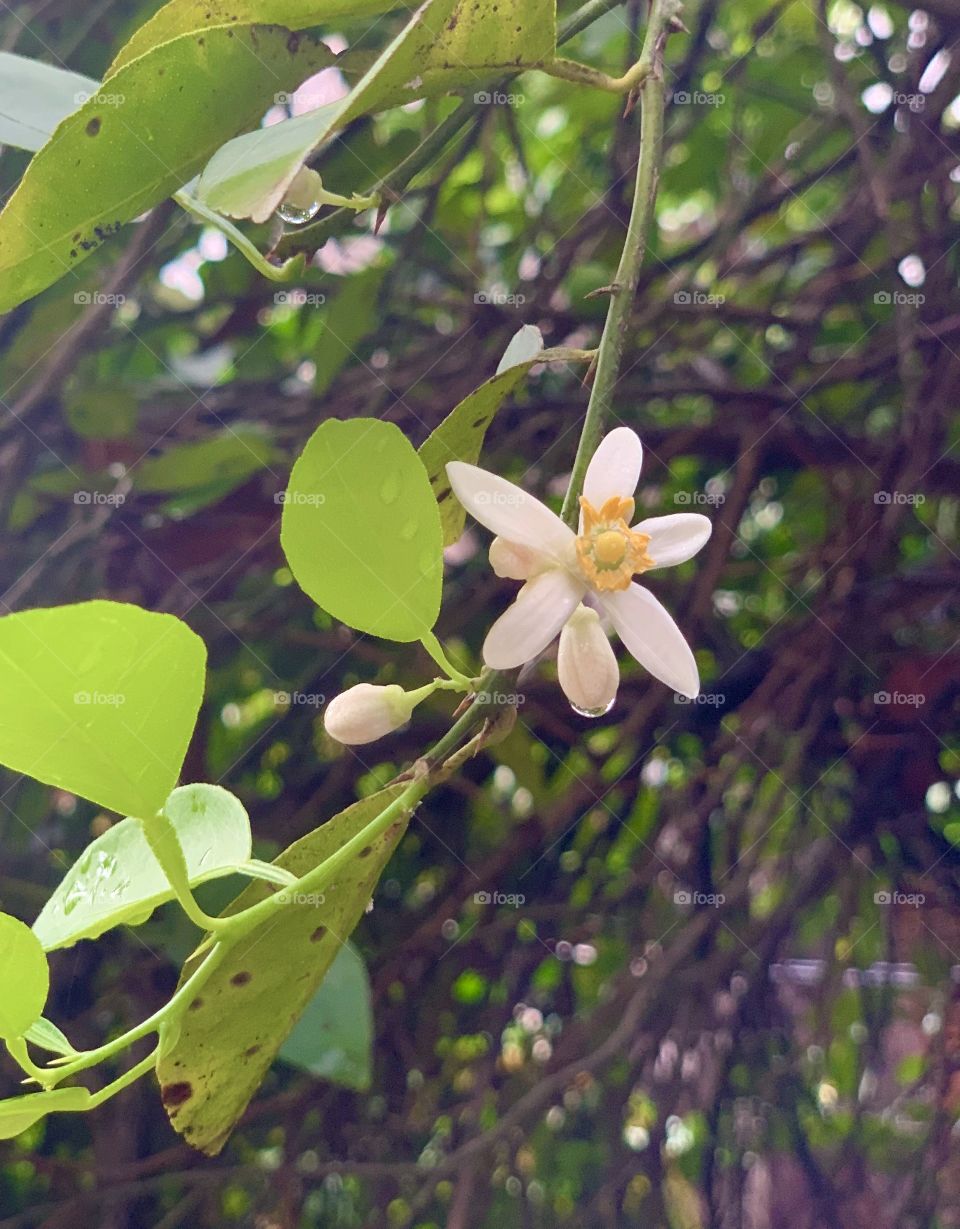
top-left (324, 683), bottom-right (415, 745)
top-left (445, 427), bottom-right (711, 710)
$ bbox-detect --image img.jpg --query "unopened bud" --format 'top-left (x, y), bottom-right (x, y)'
top-left (324, 683), bottom-right (414, 745)
top-left (557, 605), bottom-right (619, 717)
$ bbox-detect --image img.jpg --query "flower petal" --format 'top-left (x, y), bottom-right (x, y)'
top-left (634, 513), bottom-right (712, 568)
top-left (582, 427), bottom-right (643, 511)
top-left (446, 462), bottom-right (573, 558)
top-left (557, 605), bottom-right (619, 715)
top-left (489, 537), bottom-right (542, 580)
top-left (599, 582), bottom-right (700, 698)
top-left (483, 569), bottom-right (584, 669)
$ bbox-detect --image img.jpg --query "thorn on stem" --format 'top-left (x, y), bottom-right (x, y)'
top-left (584, 281), bottom-right (621, 301)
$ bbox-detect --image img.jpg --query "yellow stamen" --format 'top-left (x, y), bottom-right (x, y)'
top-left (575, 496), bottom-right (654, 591)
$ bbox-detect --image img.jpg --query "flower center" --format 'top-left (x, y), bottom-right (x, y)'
top-left (575, 495), bottom-right (655, 591)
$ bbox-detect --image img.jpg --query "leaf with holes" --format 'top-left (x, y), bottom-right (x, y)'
top-left (281, 418), bottom-right (442, 641)
top-left (278, 941), bottom-right (373, 1090)
top-left (0, 27), bottom-right (338, 312)
top-left (0, 601), bottom-right (206, 819)
top-left (33, 785), bottom-right (251, 951)
top-left (156, 785), bottom-right (409, 1153)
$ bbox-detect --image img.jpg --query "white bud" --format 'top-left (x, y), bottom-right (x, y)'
top-left (324, 683), bottom-right (414, 745)
top-left (557, 606), bottom-right (619, 717)
top-left (489, 537), bottom-right (540, 580)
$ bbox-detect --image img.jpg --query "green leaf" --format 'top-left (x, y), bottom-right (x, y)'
top-left (0, 1088), bottom-right (91, 1140)
top-left (135, 428), bottom-right (277, 494)
top-left (0, 601), bottom-right (206, 818)
top-left (33, 784), bottom-right (251, 951)
top-left (281, 418), bottom-right (443, 641)
top-left (419, 329), bottom-right (553, 546)
top-left (24, 1018), bottom-right (77, 1057)
top-left (108, 0), bottom-right (415, 75)
top-left (0, 914), bottom-right (49, 1039)
top-left (278, 941), bottom-right (372, 1089)
top-left (0, 27), bottom-right (338, 312)
top-left (156, 785), bottom-right (409, 1153)
top-left (0, 52), bottom-right (97, 152)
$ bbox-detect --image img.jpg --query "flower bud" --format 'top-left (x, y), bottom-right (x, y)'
top-left (557, 605), bottom-right (619, 717)
top-left (323, 683), bottom-right (414, 745)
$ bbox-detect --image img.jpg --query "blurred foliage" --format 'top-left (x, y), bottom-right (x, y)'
top-left (1, 0), bottom-right (960, 1225)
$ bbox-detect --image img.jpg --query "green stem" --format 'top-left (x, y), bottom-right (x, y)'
top-left (419, 630), bottom-right (475, 687)
top-left (42, 943), bottom-right (228, 1084)
top-left (543, 56), bottom-right (650, 93)
top-left (559, 0), bottom-right (677, 528)
top-left (174, 189), bottom-right (306, 283)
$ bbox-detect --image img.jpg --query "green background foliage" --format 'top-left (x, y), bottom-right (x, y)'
top-left (0, 0), bottom-right (958, 1225)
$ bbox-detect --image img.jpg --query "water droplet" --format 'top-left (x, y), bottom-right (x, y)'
top-left (277, 198), bottom-right (321, 225)
top-left (570, 698), bottom-right (615, 719)
top-left (400, 519), bottom-right (418, 541)
top-left (380, 473), bottom-right (401, 504)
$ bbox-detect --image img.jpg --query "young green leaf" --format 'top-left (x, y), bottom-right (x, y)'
top-left (281, 418), bottom-right (443, 641)
top-left (33, 784), bottom-right (251, 951)
top-left (0, 914), bottom-right (49, 1039)
top-left (0, 52), bottom-right (97, 152)
top-left (156, 785), bottom-right (408, 1153)
top-left (0, 1087), bottom-right (91, 1140)
top-left (0, 601), bottom-right (206, 819)
top-left (0, 27), bottom-right (338, 312)
top-left (24, 1017), bottom-right (78, 1058)
top-left (277, 941), bottom-right (372, 1090)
